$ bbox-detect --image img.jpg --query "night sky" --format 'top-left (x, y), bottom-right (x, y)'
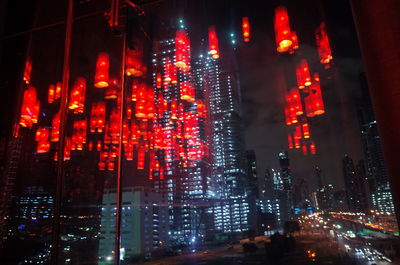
top-left (0, 0), bottom-right (367, 191)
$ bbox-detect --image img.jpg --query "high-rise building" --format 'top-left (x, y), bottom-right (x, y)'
top-left (278, 151), bottom-right (293, 222)
top-left (342, 155), bottom-right (368, 213)
top-left (150, 35), bottom-right (210, 245)
top-left (261, 168), bottom-right (282, 225)
top-left (315, 184), bottom-right (334, 213)
top-left (98, 187), bottom-right (169, 264)
top-left (193, 53), bottom-right (249, 234)
top-left (357, 73), bottom-right (395, 214)
top-left (245, 150), bottom-right (260, 233)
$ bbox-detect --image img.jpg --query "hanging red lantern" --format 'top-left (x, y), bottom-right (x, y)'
top-left (35, 127), bottom-right (50, 153)
top-left (302, 123), bottom-right (310, 138)
top-left (135, 83), bottom-right (147, 119)
top-left (104, 78), bottom-right (119, 99)
top-left (137, 147), bottom-right (145, 170)
top-left (71, 120), bottom-right (87, 151)
top-left (94, 52), bottom-right (109, 88)
top-left (242, 17), bottom-right (251, 42)
top-left (48, 84), bottom-right (55, 103)
top-left (175, 29), bottom-right (191, 70)
top-left (55, 82), bottom-right (62, 100)
top-left (315, 22), bottom-right (333, 67)
top-left (310, 141), bottom-right (317, 155)
top-left (288, 134), bottom-right (293, 149)
top-left (296, 59), bottom-right (312, 89)
top-left (51, 111), bottom-right (60, 142)
top-left (311, 73), bottom-right (325, 115)
top-left (156, 73), bottom-right (162, 89)
top-left (302, 144), bottom-right (308, 155)
top-left (68, 77), bottom-right (86, 114)
top-left (208, 26), bottom-right (220, 59)
top-left (126, 44), bottom-right (146, 77)
top-left (274, 6), bottom-right (293, 53)
top-left (19, 86), bottom-right (40, 128)
top-left (23, 58), bottom-right (32, 84)
top-left (90, 101), bottom-right (106, 133)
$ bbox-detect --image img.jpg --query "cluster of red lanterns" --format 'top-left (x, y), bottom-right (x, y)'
top-left (275, 5), bottom-right (333, 155)
top-left (208, 26), bottom-right (220, 59)
top-left (90, 102), bottom-right (106, 133)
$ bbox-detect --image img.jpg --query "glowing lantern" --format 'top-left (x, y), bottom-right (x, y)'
top-left (242, 17), bottom-right (250, 42)
top-left (68, 77), bottom-right (86, 114)
top-left (290, 88), bottom-right (303, 115)
top-left (285, 91), bottom-right (298, 124)
top-left (131, 80), bottom-right (139, 101)
top-left (208, 26), bottom-right (220, 59)
top-left (296, 59), bottom-right (312, 89)
top-left (170, 99), bottom-right (178, 120)
top-left (55, 82), bottom-right (62, 100)
top-left (294, 137), bottom-right (300, 149)
top-left (146, 88), bottom-right (155, 119)
top-left (51, 111), bottom-right (60, 142)
top-left (94, 53), bottom-right (109, 88)
top-left (124, 143), bottom-right (134, 161)
top-left (311, 73), bottom-right (325, 115)
top-left (90, 102), bottom-right (106, 133)
top-left (310, 141), bottom-right (317, 155)
top-left (302, 123), bottom-right (310, 138)
top-left (35, 127), bottom-right (50, 153)
top-left (315, 22), bottom-right (333, 67)
top-left (71, 120), bottom-right (87, 151)
top-left (284, 106), bottom-right (292, 125)
top-left (104, 78), bottom-right (119, 99)
top-left (137, 148), bottom-right (145, 170)
top-left (135, 83), bottom-right (147, 119)
top-left (197, 100), bottom-right (206, 118)
top-left (291, 31), bottom-right (299, 51)
top-left (180, 80), bottom-right (195, 102)
top-left (23, 58), bottom-right (32, 84)
top-left (126, 43), bottom-right (146, 77)
top-left (19, 86), bottom-right (40, 128)
top-left (302, 144), bottom-right (308, 155)
top-left (48, 84), bottom-right (55, 103)
top-left (156, 73), bottom-right (162, 89)
top-left (274, 6), bottom-right (293, 53)
top-left (288, 134), bottom-right (293, 149)
top-left (175, 29), bottom-right (191, 70)
top-left (164, 58), bottom-right (172, 82)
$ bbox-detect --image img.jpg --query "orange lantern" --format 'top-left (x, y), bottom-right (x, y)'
top-left (296, 59), bottom-right (312, 89)
top-left (68, 77), bottom-right (86, 113)
top-left (19, 86), bottom-right (40, 128)
top-left (315, 22), bottom-right (333, 67)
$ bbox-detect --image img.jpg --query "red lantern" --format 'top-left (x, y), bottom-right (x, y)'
top-left (242, 17), bottom-right (250, 42)
top-left (316, 22), bottom-right (333, 67)
top-left (175, 29), bottom-right (191, 70)
top-left (311, 73), bottom-right (325, 115)
top-left (135, 83), bottom-right (147, 119)
top-left (23, 58), bottom-right (32, 84)
top-left (126, 44), bottom-right (146, 77)
top-left (68, 77), bottom-right (86, 114)
top-left (51, 111), bottom-right (60, 142)
top-left (94, 52), bottom-right (109, 88)
top-left (55, 82), bottom-right (62, 100)
top-left (302, 123), bottom-right (310, 139)
top-left (48, 84), bottom-right (55, 103)
top-left (288, 134), bottom-right (293, 149)
top-left (137, 148), bottom-right (145, 170)
top-left (296, 59), bottom-right (312, 89)
top-left (90, 102), bottom-right (106, 133)
top-left (302, 144), bottom-right (308, 155)
top-left (19, 86), bottom-right (40, 128)
top-left (274, 6), bottom-right (293, 53)
top-left (71, 120), bottom-right (87, 151)
top-left (208, 26), bottom-right (220, 59)
top-left (156, 73), bottom-right (162, 89)
top-left (104, 78), bottom-right (119, 99)
top-left (35, 127), bottom-right (50, 153)
top-left (310, 141), bottom-right (317, 155)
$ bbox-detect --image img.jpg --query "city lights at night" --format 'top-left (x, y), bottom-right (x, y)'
top-left (0, 0), bottom-right (399, 265)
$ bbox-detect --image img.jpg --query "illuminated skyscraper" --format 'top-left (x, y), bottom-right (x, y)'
top-left (357, 73), bottom-right (395, 214)
top-left (193, 54), bottom-right (249, 234)
top-left (150, 36), bottom-right (209, 245)
top-left (278, 151), bottom-right (293, 223)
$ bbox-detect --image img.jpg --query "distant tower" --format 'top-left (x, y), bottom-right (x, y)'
top-left (278, 150), bottom-right (293, 223)
top-left (342, 155), bottom-right (368, 213)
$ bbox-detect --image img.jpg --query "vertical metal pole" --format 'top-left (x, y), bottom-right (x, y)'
top-left (51, 0), bottom-right (74, 263)
top-left (115, 8), bottom-right (127, 265)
